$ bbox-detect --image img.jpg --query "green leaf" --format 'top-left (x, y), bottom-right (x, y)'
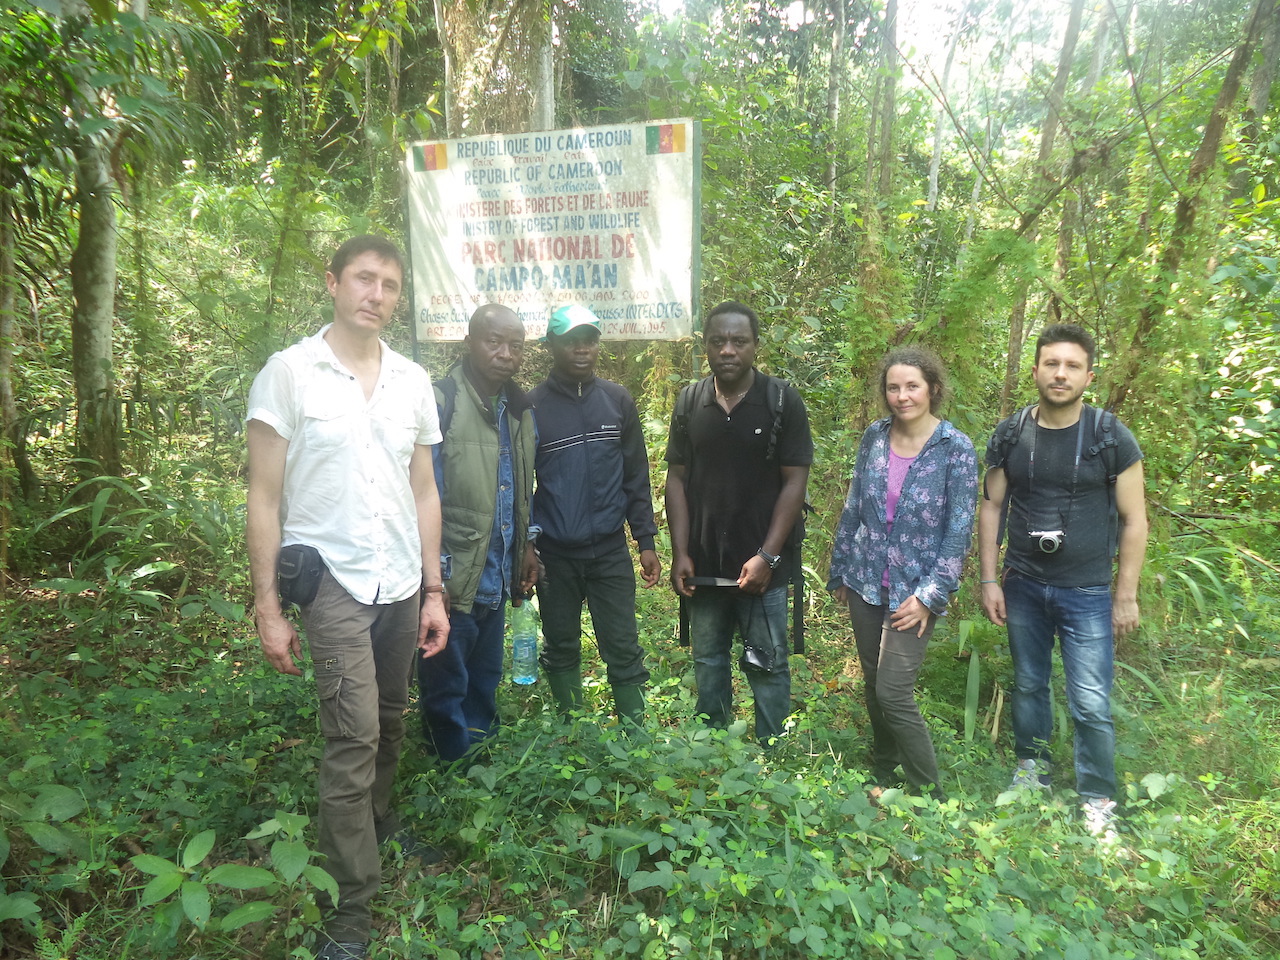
top-left (140, 870), bottom-right (184, 906)
top-left (219, 900), bottom-right (277, 931)
top-left (1141, 772), bottom-right (1171, 801)
top-left (270, 839), bottom-right (309, 884)
top-left (35, 578), bottom-right (97, 595)
top-left (0, 831), bottom-right (9, 870)
top-left (205, 864), bottom-right (277, 890)
top-left (24, 822), bottom-right (74, 856)
top-left (33, 784), bottom-right (85, 822)
top-left (132, 853), bottom-right (180, 876)
top-left (182, 829), bottom-right (216, 870)
top-left (0, 891), bottom-right (41, 922)
top-left (302, 864), bottom-right (339, 902)
top-left (181, 880), bottom-right (211, 928)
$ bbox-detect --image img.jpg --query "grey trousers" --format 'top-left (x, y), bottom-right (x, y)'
top-left (300, 569), bottom-right (419, 943)
top-left (846, 590), bottom-right (941, 795)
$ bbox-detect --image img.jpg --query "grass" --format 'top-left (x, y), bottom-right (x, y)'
top-left (3, 565), bottom-right (1279, 959)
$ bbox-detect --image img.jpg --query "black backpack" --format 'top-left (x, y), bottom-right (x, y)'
top-left (987, 403), bottom-right (1122, 555)
top-left (672, 374), bottom-right (809, 654)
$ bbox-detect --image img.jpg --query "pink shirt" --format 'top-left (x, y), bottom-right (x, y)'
top-left (882, 449), bottom-right (916, 589)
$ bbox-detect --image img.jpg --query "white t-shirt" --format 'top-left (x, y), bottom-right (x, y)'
top-left (247, 325), bottom-right (442, 605)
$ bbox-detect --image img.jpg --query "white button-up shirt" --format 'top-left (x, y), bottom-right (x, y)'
top-left (247, 325), bottom-right (442, 605)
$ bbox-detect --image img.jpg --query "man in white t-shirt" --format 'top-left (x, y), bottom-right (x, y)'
top-left (246, 235), bottom-right (449, 960)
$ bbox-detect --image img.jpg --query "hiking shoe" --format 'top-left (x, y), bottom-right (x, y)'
top-left (1010, 758), bottom-right (1051, 789)
top-left (1082, 797), bottom-right (1119, 840)
top-left (386, 830), bottom-right (444, 866)
top-left (316, 941), bottom-right (368, 960)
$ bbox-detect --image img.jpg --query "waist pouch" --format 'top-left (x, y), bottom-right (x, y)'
top-left (277, 544), bottom-right (325, 607)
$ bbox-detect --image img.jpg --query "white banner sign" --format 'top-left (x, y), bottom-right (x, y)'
top-left (406, 119), bottom-right (699, 341)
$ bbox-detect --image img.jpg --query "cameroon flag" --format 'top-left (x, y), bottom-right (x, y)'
top-left (645, 123), bottom-right (686, 154)
top-left (413, 143), bottom-right (448, 171)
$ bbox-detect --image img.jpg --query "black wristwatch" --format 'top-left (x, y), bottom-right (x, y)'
top-left (756, 548), bottom-right (782, 570)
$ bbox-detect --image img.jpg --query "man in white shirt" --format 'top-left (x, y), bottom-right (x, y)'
top-left (246, 235), bottom-right (449, 960)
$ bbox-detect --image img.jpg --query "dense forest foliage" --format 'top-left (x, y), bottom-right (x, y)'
top-left (1, 0), bottom-right (1278, 956)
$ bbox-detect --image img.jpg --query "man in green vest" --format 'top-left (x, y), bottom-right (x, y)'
top-left (418, 303), bottom-right (538, 762)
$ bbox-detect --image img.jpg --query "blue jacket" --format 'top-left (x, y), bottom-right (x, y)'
top-left (827, 418), bottom-right (977, 614)
top-left (528, 372), bottom-right (658, 558)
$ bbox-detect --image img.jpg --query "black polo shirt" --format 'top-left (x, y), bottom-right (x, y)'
top-left (666, 371), bottom-right (813, 579)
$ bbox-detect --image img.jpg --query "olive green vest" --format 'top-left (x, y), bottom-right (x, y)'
top-left (437, 363), bottom-right (537, 610)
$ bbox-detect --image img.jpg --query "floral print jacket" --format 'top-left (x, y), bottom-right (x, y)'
top-left (827, 417), bottom-right (978, 614)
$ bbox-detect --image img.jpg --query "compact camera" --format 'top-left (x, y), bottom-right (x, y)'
top-left (1029, 529), bottom-right (1065, 554)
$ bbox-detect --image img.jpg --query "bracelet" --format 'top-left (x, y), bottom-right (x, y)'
top-left (980, 579), bottom-right (999, 584)
top-left (424, 583), bottom-right (445, 594)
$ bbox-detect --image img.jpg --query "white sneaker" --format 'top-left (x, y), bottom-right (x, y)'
top-left (1081, 797), bottom-right (1119, 840)
top-left (1010, 758), bottom-right (1051, 789)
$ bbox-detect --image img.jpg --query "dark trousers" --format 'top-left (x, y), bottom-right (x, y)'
top-left (846, 590), bottom-right (941, 794)
top-left (538, 544), bottom-right (650, 687)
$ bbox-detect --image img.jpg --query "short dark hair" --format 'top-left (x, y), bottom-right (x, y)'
top-left (879, 346), bottom-right (948, 415)
top-left (328, 235), bottom-right (405, 281)
top-left (1036, 323), bottom-right (1096, 369)
top-left (704, 300), bottom-right (759, 340)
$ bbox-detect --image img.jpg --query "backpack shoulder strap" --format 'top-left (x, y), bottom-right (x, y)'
top-left (1085, 405), bottom-right (1120, 483)
top-left (988, 404), bottom-right (1034, 547)
top-left (435, 376), bottom-right (459, 437)
top-left (764, 374), bottom-right (786, 462)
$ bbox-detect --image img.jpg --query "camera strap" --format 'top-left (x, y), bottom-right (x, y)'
top-left (1026, 412), bottom-right (1084, 535)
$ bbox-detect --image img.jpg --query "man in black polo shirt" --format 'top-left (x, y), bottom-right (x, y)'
top-left (665, 300), bottom-right (813, 743)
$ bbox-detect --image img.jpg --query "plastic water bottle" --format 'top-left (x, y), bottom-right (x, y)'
top-left (510, 601), bottom-right (538, 685)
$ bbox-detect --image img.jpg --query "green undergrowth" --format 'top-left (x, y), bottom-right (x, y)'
top-left (2, 573), bottom-right (1279, 958)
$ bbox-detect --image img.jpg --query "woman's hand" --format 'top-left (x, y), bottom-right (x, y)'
top-left (832, 584), bottom-right (850, 605)
top-left (889, 595), bottom-right (933, 638)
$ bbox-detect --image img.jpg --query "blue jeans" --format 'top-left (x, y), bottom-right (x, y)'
top-left (417, 602), bottom-right (506, 763)
top-left (1004, 569), bottom-right (1116, 799)
top-left (688, 585), bottom-right (791, 743)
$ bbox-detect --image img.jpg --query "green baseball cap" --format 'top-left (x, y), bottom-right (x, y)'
top-left (547, 304), bottom-right (602, 338)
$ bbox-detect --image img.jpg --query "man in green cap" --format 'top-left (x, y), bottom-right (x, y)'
top-left (527, 304), bottom-right (660, 724)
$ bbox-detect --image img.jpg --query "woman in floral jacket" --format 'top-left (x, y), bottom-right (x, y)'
top-left (828, 347), bottom-right (977, 798)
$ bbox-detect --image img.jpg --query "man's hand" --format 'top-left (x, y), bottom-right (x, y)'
top-left (418, 592), bottom-right (450, 658)
top-left (1113, 595), bottom-right (1140, 636)
top-left (889, 595), bottom-right (932, 638)
top-left (518, 542), bottom-right (539, 600)
top-left (737, 554), bottom-right (773, 596)
top-left (981, 581), bottom-right (1006, 627)
top-left (258, 611), bottom-right (303, 676)
top-left (671, 555), bottom-right (696, 597)
top-left (639, 549), bottom-right (661, 588)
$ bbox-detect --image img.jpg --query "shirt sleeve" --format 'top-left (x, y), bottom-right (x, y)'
top-left (619, 388), bottom-right (658, 552)
top-left (827, 426), bottom-right (874, 592)
top-left (777, 383), bottom-right (814, 466)
top-left (245, 355), bottom-right (297, 440)
top-left (1113, 420), bottom-right (1143, 474)
top-left (415, 366), bottom-right (443, 446)
top-left (915, 431), bottom-right (979, 614)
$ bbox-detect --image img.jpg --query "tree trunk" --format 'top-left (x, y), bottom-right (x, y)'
top-left (529, 1), bottom-right (554, 132)
top-left (1107, 0), bottom-right (1271, 411)
top-left (825, 0), bottom-right (845, 210)
top-left (876, 0), bottom-right (898, 197)
top-left (1, 188), bottom-right (37, 505)
top-left (998, 0), bottom-right (1085, 415)
top-left (70, 135), bottom-right (121, 476)
top-left (434, 0), bottom-right (460, 137)
top-left (926, 17), bottom-right (962, 212)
